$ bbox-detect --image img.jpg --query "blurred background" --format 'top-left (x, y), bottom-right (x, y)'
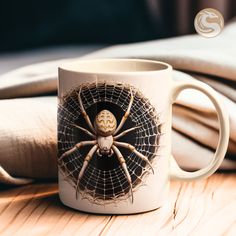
top-left (0, 0), bottom-right (236, 74)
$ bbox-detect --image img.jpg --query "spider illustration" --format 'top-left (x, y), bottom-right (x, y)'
top-left (59, 86), bottom-right (154, 202)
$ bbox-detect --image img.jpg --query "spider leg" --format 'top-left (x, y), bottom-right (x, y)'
top-left (59, 140), bottom-right (97, 162)
top-left (76, 144), bottom-right (98, 199)
top-left (71, 123), bottom-right (96, 138)
top-left (77, 87), bottom-right (96, 133)
top-left (113, 126), bottom-right (140, 140)
top-left (112, 145), bottom-right (134, 203)
top-left (114, 141), bottom-right (154, 174)
top-left (114, 87), bottom-right (134, 135)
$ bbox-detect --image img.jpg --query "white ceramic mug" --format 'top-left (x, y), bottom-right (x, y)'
top-left (58, 58), bottom-right (229, 214)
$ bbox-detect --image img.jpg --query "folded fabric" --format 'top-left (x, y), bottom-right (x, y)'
top-left (172, 130), bottom-right (236, 170)
top-left (190, 73), bottom-right (236, 103)
top-left (0, 97), bottom-right (57, 184)
top-left (1, 21), bottom-right (236, 185)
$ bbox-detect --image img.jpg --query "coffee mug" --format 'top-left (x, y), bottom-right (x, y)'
top-left (58, 58), bottom-right (229, 214)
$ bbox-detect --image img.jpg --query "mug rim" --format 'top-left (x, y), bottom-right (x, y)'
top-left (59, 58), bottom-right (172, 75)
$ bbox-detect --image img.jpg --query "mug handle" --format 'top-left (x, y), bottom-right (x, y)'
top-left (170, 79), bottom-right (229, 181)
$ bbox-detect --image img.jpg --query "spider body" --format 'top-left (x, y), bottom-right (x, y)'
top-left (59, 86), bottom-right (154, 202)
top-left (95, 110), bottom-right (117, 156)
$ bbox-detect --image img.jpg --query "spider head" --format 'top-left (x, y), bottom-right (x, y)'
top-left (94, 109), bottom-right (117, 136)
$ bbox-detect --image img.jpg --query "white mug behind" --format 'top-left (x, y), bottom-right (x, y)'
top-left (58, 59), bottom-right (229, 214)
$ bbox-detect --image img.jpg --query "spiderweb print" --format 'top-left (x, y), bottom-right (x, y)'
top-left (58, 82), bottom-right (163, 204)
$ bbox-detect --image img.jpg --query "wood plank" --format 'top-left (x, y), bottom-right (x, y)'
top-left (0, 174), bottom-right (235, 236)
top-left (0, 183), bottom-right (111, 236)
top-left (101, 174), bottom-right (236, 236)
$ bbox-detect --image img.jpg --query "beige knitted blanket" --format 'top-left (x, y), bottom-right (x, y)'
top-left (1, 21), bottom-right (236, 185)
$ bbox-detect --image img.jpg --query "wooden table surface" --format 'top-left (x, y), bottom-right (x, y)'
top-left (0, 173), bottom-right (236, 236)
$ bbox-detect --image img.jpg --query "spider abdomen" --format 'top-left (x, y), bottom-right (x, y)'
top-left (94, 110), bottom-right (117, 136)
